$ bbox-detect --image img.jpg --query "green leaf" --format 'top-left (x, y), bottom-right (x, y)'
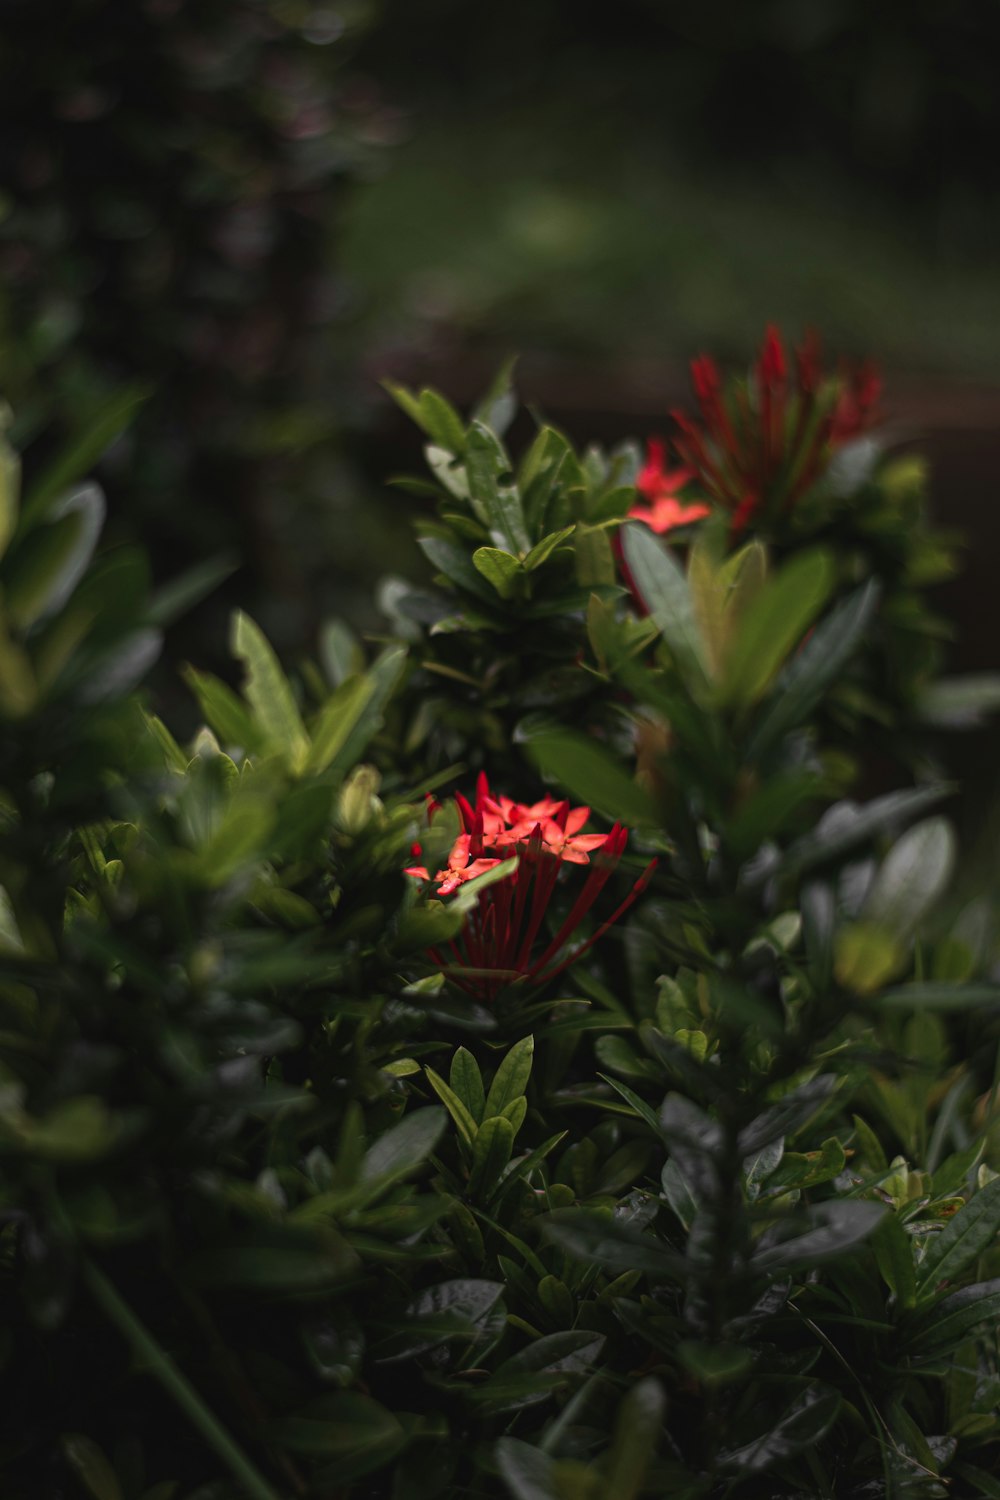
top-left (747, 580), bottom-right (880, 757)
top-left (760, 786), bottom-right (950, 887)
top-left (20, 386), bottom-right (146, 529)
top-left (304, 675), bottom-right (376, 775)
top-left (523, 527), bottom-right (574, 571)
top-left (863, 817), bottom-right (955, 940)
top-left (473, 546), bottom-right (522, 600)
top-left (879, 982), bottom-right (1000, 1011)
top-left (574, 523), bottom-right (616, 587)
top-left (230, 611), bottom-right (309, 771)
top-left (483, 1331), bottom-right (605, 1409)
top-left (485, 1035), bottom-right (534, 1117)
top-left (604, 1378), bottom-right (666, 1500)
top-left (751, 1201), bottom-right (885, 1272)
top-left (466, 421), bottom-right (530, 554)
top-left (193, 793), bottom-right (275, 886)
top-left (472, 356), bottom-right (518, 438)
top-left (382, 378), bottom-right (427, 429)
top-left (523, 728), bottom-right (656, 827)
top-left (621, 523), bottom-right (708, 690)
top-left (676, 1341), bottom-right (754, 1386)
top-left (871, 1212), bottom-right (917, 1309)
top-left (468, 1115), bottom-right (515, 1198)
top-left (720, 548), bottom-right (836, 707)
top-left (379, 1278), bottom-right (504, 1362)
top-left (418, 388), bottom-right (467, 453)
top-left (496, 1438), bottom-right (560, 1500)
top-left (60, 1434), bottom-right (124, 1500)
top-left (902, 1278), bottom-right (1000, 1356)
top-left (540, 1210), bottom-right (686, 1279)
top-left (419, 534), bottom-right (502, 605)
top-left (326, 644), bottom-right (406, 779)
top-left (7, 483), bottom-right (105, 628)
top-left (186, 1231), bottom-right (359, 1290)
top-left (717, 1383), bottom-right (840, 1475)
top-left (271, 1392), bottom-right (405, 1475)
top-left (424, 1067), bottom-right (478, 1147)
top-left (915, 1177), bottom-right (1000, 1298)
top-left (360, 1107), bottom-right (446, 1184)
top-left (450, 1047), bottom-right (486, 1123)
top-left (146, 553), bottom-right (237, 627)
top-left (182, 667), bottom-right (266, 755)
top-left (834, 922), bottom-right (905, 993)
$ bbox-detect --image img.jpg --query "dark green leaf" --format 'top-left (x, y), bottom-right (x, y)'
top-left (361, 1107), bottom-right (446, 1184)
top-left (759, 786), bottom-right (951, 887)
top-left (621, 523), bottom-right (708, 690)
top-left (915, 1178), bottom-right (1000, 1298)
top-left (747, 580), bottom-right (880, 756)
top-left (751, 1201), bottom-right (885, 1272)
top-left (902, 1278), bottom-right (1000, 1356)
top-left (484, 1035), bottom-right (534, 1117)
top-left (522, 727), bottom-right (656, 827)
top-left (717, 1382), bottom-right (840, 1474)
top-left (468, 1116), bottom-right (515, 1199)
top-left (271, 1391), bottom-right (405, 1473)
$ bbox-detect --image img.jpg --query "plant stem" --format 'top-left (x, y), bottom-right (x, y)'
top-left (83, 1259), bottom-right (284, 1500)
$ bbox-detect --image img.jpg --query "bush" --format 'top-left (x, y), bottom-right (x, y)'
top-left (2, 333), bottom-right (1000, 1498)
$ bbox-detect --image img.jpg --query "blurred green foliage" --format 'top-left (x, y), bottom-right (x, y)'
top-left (347, 0), bottom-right (1000, 377)
top-left (0, 0), bottom-right (408, 651)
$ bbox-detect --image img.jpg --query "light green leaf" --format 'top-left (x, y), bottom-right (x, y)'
top-left (230, 610), bottom-right (309, 772)
top-left (720, 548), bottom-right (836, 707)
top-left (305, 675), bottom-right (376, 775)
top-left (473, 546), bottom-right (522, 600)
top-left (424, 1067), bottom-right (478, 1148)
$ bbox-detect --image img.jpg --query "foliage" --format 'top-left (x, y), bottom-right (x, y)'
top-left (4, 344), bottom-right (1000, 1499)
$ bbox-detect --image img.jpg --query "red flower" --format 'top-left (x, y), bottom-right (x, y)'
top-left (629, 437), bottom-right (710, 535)
top-left (405, 772), bottom-right (656, 1001)
top-left (671, 325), bottom-right (881, 531)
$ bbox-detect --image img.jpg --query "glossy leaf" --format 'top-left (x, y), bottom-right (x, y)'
top-left (915, 1177), bottom-right (1000, 1298)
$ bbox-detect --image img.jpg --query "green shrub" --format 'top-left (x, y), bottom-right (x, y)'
top-left (3, 338), bottom-right (1000, 1498)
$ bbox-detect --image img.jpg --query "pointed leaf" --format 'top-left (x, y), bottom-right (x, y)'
top-left (230, 611), bottom-right (309, 771)
top-left (720, 548), bottom-right (836, 707)
top-left (622, 522), bottom-right (708, 689)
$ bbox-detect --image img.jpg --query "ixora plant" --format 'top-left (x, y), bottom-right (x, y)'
top-left (3, 332), bottom-right (1000, 1500)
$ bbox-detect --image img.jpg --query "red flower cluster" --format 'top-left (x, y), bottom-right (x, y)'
top-left (405, 773), bottom-right (655, 1001)
top-left (669, 325), bottom-right (881, 532)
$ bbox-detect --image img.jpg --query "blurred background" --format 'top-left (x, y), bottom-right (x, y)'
top-left (2, 0), bottom-right (998, 704)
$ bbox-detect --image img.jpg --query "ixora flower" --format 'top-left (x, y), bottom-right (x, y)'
top-left (670, 325), bottom-right (881, 531)
top-left (629, 437), bottom-right (710, 535)
top-left (405, 773), bottom-right (655, 1001)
